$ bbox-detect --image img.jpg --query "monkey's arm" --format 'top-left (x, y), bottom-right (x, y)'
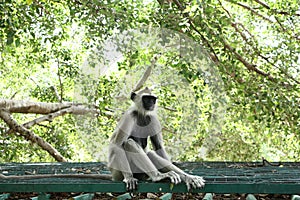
top-left (171, 166), bottom-right (206, 190)
top-left (109, 114), bottom-right (138, 190)
top-left (150, 133), bottom-right (205, 190)
top-left (150, 134), bottom-right (170, 160)
top-left (110, 113), bottom-right (133, 145)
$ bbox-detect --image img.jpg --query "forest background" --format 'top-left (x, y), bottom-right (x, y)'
top-left (0, 0), bottom-right (299, 163)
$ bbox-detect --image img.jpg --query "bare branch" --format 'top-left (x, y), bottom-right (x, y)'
top-left (57, 60), bottom-right (63, 103)
top-left (50, 85), bottom-right (62, 102)
top-left (224, 6), bottom-right (299, 84)
top-left (0, 100), bottom-right (73, 114)
top-left (162, 106), bottom-right (177, 112)
top-left (253, 0), bottom-right (270, 9)
top-left (133, 65), bottom-right (152, 92)
top-left (132, 54), bottom-right (161, 92)
top-left (0, 109), bottom-right (67, 162)
top-left (10, 91), bottom-right (18, 100)
top-left (0, 99), bottom-right (113, 127)
top-left (172, 0), bottom-right (220, 63)
top-left (172, 0), bottom-right (277, 82)
top-left (5, 105), bottom-right (99, 135)
top-left (277, 10), bottom-right (300, 16)
top-left (254, 0), bottom-right (300, 16)
top-left (222, 40), bottom-right (276, 82)
top-left (234, 2), bottom-right (274, 23)
top-left (274, 16), bottom-right (286, 32)
top-left (258, 54), bottom-right (300, 84)
top-left (214, 1), bottom-right (299, 85)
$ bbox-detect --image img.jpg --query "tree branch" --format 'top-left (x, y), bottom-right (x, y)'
top-left (253, 0), bottom-right (270, 9)
top-left (50, 85), bottom-right (62, 102)
top-left (219, 1), bottom-right (299, 85)
top-left (0, 109), bottom-right (67, 162)
top-left (0, 100), bottom-right (73, 114)
top-left (0, 100), bottom-right (100, 115)
top-left (234, 2), bottom-right (274, 23)
top-left (258, 54), bottom-right (300, 85)
top-left (171, 0), bottom-right (278, 82)
top-left (57, 60), bottom-right (63, 103)
top-left (132, 54), bottom-right (161, 92)
top-left (5, 105), bottom-right (99, 135)
top-left (222, 40), bottom-right (276, 82)
top-left (172, 0), bottom-right (220, 63)
top-left (254, 0), bottom-right (300, 16)
top-left (0, 99), bottom-right (115, 161)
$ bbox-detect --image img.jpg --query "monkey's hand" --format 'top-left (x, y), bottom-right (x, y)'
top-left (123, 176), bottom-right (138, 191)
top-left (152, 171), bottom-right (181, 184)
top-left (183, 174), bottom-right (205, 191)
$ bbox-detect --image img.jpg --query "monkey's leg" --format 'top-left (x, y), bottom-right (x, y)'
top-left (147, 151), bottom-right (205, 190)
top-left (108, 143), bottom-right (132, 180)
top-left (123, 139), bottom-right (181, 184)
top-left (108, 143), bottom-right (138, 191)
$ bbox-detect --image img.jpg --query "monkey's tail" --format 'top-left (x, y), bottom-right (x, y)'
top-left (0, 173), bottom-right (112, 180)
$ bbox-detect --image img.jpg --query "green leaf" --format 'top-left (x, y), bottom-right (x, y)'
top-left (170, 183), bottom-right (174, 190)
top-left (26, 0), bottom-right (33, 5)
top-left (15, 37), bottom-right (21, 47)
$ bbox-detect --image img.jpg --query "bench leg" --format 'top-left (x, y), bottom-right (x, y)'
top-left (246, 194), bottom-right (257, 200)
top-left (203, 193), bottom-right (213, 200)
top-left (116, 193), bottom-right (132, 200)
top-left (159, 193), bottom-right (172, 200)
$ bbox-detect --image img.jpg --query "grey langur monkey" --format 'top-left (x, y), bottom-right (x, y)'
top-left (108, 87), bottom-right (205, 191)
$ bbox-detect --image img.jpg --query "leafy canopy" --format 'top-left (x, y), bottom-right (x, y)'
top-left (0, 0), bottom-right (299, 162)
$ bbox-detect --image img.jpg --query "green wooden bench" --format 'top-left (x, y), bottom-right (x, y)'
top-left (0, 162), bottom-right (299, 199)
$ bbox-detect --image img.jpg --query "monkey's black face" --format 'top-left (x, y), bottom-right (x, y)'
top-left (142, 95), bottom-right (157, 111)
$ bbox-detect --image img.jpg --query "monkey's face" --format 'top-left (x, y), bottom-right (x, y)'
top-left (142, 95), bottom-right (157, 111)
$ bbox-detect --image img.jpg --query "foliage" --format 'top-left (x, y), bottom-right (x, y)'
top-left (0, 0), bottom-right (299, 162)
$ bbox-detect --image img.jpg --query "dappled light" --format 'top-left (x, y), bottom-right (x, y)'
top-left (0, 0), bottom-right (299, 163)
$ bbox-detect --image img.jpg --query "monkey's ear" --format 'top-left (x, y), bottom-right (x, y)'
top-left (130, 92), bottom-right (137, 101)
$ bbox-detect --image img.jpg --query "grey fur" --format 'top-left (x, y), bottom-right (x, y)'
top-left (108, 88), bottom-right (205, 191)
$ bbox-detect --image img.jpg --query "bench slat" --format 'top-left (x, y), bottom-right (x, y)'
top-left (0, 182), bottom-right (299, 194)
top-left (0, 162), bottom-right (299, 194)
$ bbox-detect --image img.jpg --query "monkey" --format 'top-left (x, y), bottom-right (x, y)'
top-left (1, 87), bottom-right (205, 191)
top-left (108, 87), bottom-right (205, 191)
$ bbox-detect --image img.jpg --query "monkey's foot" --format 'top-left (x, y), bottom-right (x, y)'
top-left (152, 171), bottom-right (181, 184)
top-left (184, 175), bottom-right (205, 191)
top-left (123, 176), bottom-right (138, 191)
